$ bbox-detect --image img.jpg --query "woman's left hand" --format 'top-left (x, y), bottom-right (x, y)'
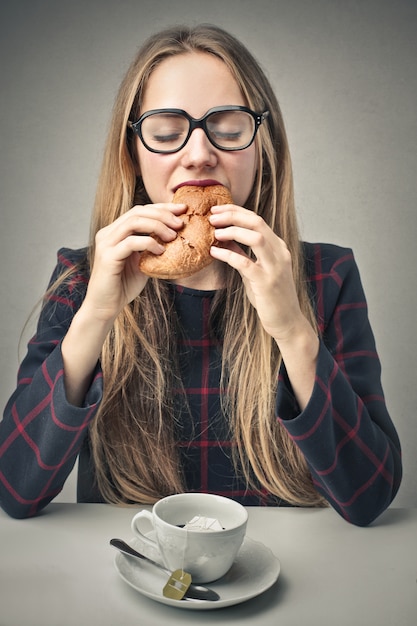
top-left (210, 203), bottom-right (319, 409)
top-left (209, 203), bottom-right (306, 342)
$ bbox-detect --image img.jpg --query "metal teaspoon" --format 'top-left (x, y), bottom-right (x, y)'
top-left (110, 538), bottom-right (220, 602)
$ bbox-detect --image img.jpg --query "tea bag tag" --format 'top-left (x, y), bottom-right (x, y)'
top-left (162, 569), bottom-right (192, 601)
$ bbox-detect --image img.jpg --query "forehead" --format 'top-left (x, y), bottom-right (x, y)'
top-left (141, 51), bottom-right (246, 116)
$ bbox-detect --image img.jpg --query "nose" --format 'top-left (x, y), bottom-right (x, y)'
top-left (180, 128), bottom-right (218, 169)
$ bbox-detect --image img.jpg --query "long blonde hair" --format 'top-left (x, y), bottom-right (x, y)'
top-left (80, 24), bottom-right (324, 506)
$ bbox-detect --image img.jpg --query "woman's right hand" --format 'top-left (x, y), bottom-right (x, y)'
top-left (61, 202), bottom-right (185, 406)
top-left (83, 202), bottom-right (186, 323)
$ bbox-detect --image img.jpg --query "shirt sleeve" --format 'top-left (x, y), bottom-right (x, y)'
top-left (276, 244), bottom-right (402, 526)
top-left (0, 248), bottom-right (103, 518)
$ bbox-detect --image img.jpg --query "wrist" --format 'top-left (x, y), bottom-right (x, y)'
top-left (274, 317), bottom-right (319, 355)
top-left (61, 306), bottom-right (113, 406)
top-left (72, 301), bottom-right (116, 336)
top-left (274, 318), bottom-right (319, 411)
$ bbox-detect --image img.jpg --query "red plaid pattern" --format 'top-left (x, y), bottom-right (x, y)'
top-left (0, 244), bottom-right (401, 523)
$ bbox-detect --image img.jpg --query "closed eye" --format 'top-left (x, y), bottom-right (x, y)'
top-left (152, 132), bottom-right (183, 143)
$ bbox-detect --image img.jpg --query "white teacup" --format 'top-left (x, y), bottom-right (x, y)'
top-left (131, 493), bottom-right (248, 583)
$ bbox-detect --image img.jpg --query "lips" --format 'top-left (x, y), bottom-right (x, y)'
top-left (174, 179), bottom-right (224, 191)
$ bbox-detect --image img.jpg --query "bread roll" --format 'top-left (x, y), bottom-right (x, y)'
top-left (138, 184), bottom-right (233, 279)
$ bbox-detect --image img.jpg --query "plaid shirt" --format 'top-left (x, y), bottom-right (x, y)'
top-left (0, 243), bottom-right (402, 524)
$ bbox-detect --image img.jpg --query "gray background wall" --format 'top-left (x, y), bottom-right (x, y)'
top-left (1, 0), bottom-right (416, 506)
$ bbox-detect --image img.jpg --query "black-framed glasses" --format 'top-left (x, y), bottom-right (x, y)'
top-left (128, 105), bottom-right (269, 153)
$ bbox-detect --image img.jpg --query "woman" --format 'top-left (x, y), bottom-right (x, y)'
top-left (0, 24), bottom-right (401, 524)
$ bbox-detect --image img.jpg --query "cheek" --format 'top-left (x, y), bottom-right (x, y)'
top-left (136, 141), bottom-right (153, 178)
top-left (136, 144), bottom-right (169, 202)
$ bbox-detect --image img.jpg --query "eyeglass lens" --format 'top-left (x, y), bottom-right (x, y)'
top-left (141, 110), bottom-right (256, 152)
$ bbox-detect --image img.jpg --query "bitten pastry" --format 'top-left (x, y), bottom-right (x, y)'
top-left (138, 184), bottom-right (233, 279)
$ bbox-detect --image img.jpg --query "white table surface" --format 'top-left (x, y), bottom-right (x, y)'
top-left (0, 504), bottom-right (416, 626)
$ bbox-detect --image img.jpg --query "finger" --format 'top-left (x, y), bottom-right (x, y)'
top-left (132, 202), bottom-right (187, 214)
top-left (210, 241), bottom-right (255, 274)
top-left (108, 204), bottom-right (186, 237)
top-left (210, 209), bottom-right (283, 270)
top-left (210, 207), bottom-right (269, 240)
top-left (210, 204), bottom-right (252, 221)
top-left (210, 203), bottom-right (239, 213)
top-left (97, 214), bottom-right (182, 250)
top-left (123, 235), bottom-right (166, 256)
top-left (137, 202), bottom-right (188, 218)
top-left (95, 235), bottom-right (165, 273)
top-left (127, 204), bottom-right (186, 229)
top-left (213, 225), bottom-right (265, 250)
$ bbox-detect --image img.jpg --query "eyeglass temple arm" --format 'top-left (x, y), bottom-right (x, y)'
top-left (259, 111), bottom-right (270, 125)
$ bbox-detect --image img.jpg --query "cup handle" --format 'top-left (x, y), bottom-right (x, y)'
top-left (130, 510), bottom-right (158, 550)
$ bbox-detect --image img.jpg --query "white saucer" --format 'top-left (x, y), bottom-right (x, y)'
top-left (114, 535), bottom-right (280, 610)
